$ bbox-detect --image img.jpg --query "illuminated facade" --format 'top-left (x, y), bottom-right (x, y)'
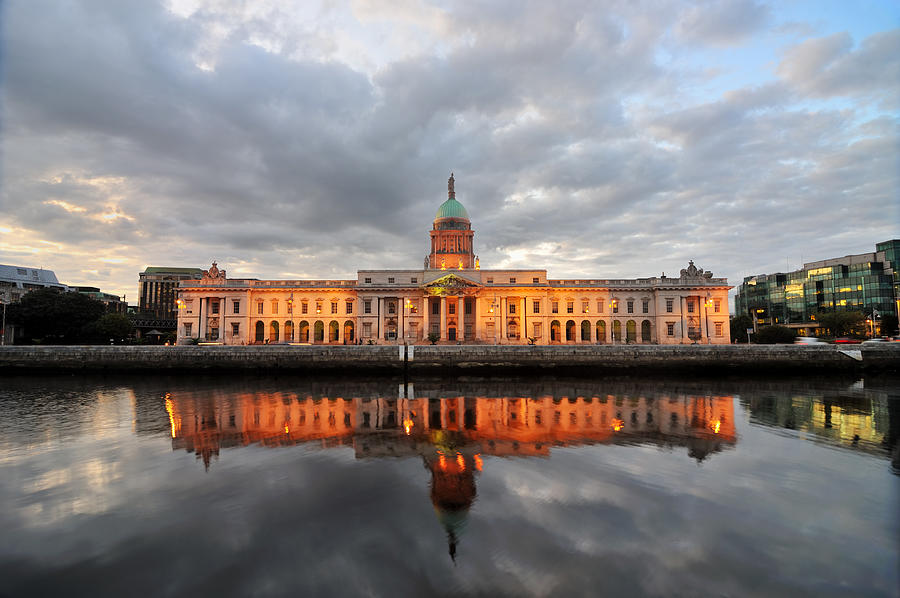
top-left (176, 175), bottom-right (732, 345)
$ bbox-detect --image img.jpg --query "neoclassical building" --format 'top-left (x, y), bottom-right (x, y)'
top-left (176, 175), bottom-right (731, 345)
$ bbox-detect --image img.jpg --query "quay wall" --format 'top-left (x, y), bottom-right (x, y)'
top-left (0, 344), bottom-right (897, 375)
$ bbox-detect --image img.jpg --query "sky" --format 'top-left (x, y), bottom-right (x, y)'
top-left (1, 0), bottom-right (898, 309)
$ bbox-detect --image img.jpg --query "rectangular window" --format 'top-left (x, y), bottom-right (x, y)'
top-left (211, 302), bottom-right (220, 315)
top-left (346, 300), bottom-right (353, 314)
top-left (409, 301), bottom-right (418, 314)
top-left (533, 322), bottom-right (542, 338)
top-left (714, 300), bottom-right (721, 313)
top-left (667, 323), bottom-right (675, 336)
top-left (388, 277), bottom-right (395, 284)
top-left (315, 301), bottom-right (322, 314)
top-left (642, 300), bottom-right (649, 314)
top-left (533, 300), bottom-right (540, 313)
top-left (410, 277), bottom-right (417, 283)
top-left (185, 300), bottom-right (193, 314)
top-left (567, 301), bottom-right (574, 314)
top-left (331, 301), bottom-right (338, 314)
top-left (666, 298), bottom-right (673, 313)
top-left (301, 301), bottom-right (308, 314)
top-left (184, 323), bottom-right (192, 337)
top-left (487, 277), bottom-right (494, 284)
top-left (552, 301), bottom-right (559, 314)
top-left (687, 301), bottom-right (695, 313)
top-left (612, 301), bottom-right (619, 314)
top-left (363, 322), bottom-right (372, 337)
top-left (448, 303), bottom-right (456, 315)
top-left (287, 301), bottom-right (294, 314)
top-left (272, 302), bottom-right (278, 314)
top-left (533, 277), bottom-right (539, 284)
top-left (231, 323), bottom-right (240, 337)
top-left (582, 300), bottom-right (589, 313)
top-left (364, 300), bottom-right (371, 314)
top-left (509, 277), bottom-right (516, 284)
top-left (257, 302), bottom-right (264, 315)
top-left (432, 301), bottom-right (439, 315)
top-left (464, 301), bottom-right (471, 315)
top-left (364, 277), bottom-right (372, 284)
top-left (715, 322), bottom-right (723, 336)
top-left (509, 303), bottom-right (516, 314)
top-left (597, 300), bottom-right (604, 314)
top-left (627, 300), bottom-right (634, 314)
top-left (233, 300), bottom-right (240, 314)
top-left (388, 302), bottom-right (396, 314)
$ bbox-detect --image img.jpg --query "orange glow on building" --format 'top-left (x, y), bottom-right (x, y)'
top-left (456, 452), bottom-right (465, 470)
top-left (612, 418), bottom-right (624, 432)
top-left (474, 454), bottom-right (483, 471)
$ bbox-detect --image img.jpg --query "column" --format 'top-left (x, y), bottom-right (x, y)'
top-left (474, 296), bottom-right (482, 341)
top-left (378, 297), bottom-right (385, 343)
top-left (681, 296), bottom-right (688, 344)
top-left (440, 296), bottom-right (448, 341)
top-left (500, 297), bottom-right (507, 343)
top-left (422, 296), bottom-right (430, 340)
top-left (520, 297), bottom-right (526, 342)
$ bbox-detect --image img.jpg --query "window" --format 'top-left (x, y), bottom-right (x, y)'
top-left (257, 302), bottom-right (264, 315)
top-left (233, 300), bottom-right (240, 314)
top-left (509, 277), bottom-right (516, 284)
top-left (410, 301), bottom-right (419, 314)
top-left (432, 301), bottom-right (439, 315)
top-left (533, 300), bottom-right (540, 314)
top-left (331, 301), bottom-right (338, 314)
top-left (487, 277), bottom-right (494, 284)
top-left (551, 301), bottom-right (559, 314)
top-left (642, 300), bottom-right (649, 314)
top-left (627, 300), bottom-right (634, 314)
top-left (287, 301), bottom-right (293, 314)
top-left (533, 277), bottom-right (539, 284)
top-left (714, 299), bottom-right (721, 313)
top-left (509, 303), bottom-right (516, 314)
top-left (715, 322), bottom-right (723, 336)
top-left (364, 300), bottom-right (371, 314)
top-left (315, 301), bottom-right (322, 314)
top-left (667, 323), bottom-right (675, 336)
top-left (411, 277), bottom-right (417, 283)
top-left (687, 300), bottom-right (695, 313)
top-left (388, 302), bottom-right (396, 314)
top-left (301, 301), bottom-right (308, 314)
top-left (211, 301), bottom-right (220, 315)
top-left (464, 301), bottom-right (471, 315)
top-left (582, 300), bottom-right (589, 313)
top-left (185, 300), bottom-right (193, 314)
top-left (364, 277), bottom-right (372, 284)
top-left (612, 301), bottom-right (619, 314)
top-left (231, 323), bottom-right (240, 337)
top-left (597, 300), bottom-right (604, 314)
top-left (567, 301), bottom-right (574, 314)
top-left (666, 298), bottom-right (673, 313)
top-left (272, 301), bottom-right (278, 315)
top-left (346, 300), bottom-right (353, 314)
top-left (388, 277), bottom-right (395, 284)
top-left (184, 323), bottom-right (192, 337)
top-left (533, 322), bottom-right (542, 338)
top-left (448, 303), bottom-right (455, 315)
top-left (363, 322), bottom-right (372, 337)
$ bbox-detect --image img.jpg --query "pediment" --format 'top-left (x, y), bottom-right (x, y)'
top-left (422, 273), bottom-right (482, 295)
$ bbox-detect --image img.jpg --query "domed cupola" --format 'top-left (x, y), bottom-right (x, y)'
top-left (428, 174), bottom-right (477, 269)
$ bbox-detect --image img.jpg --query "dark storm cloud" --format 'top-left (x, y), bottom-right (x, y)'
top-left (0, 1), bottom-right (897, 296)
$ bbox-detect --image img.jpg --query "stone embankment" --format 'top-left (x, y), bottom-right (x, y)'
top-left (0, 344), bottom-right (897, 375)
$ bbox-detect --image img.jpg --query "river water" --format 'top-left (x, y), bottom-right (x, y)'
top-left (0, 374), bottom-right (897, 597)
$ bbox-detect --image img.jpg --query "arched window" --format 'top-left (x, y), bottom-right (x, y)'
top-left (565, 320), bottom-right (576, 341)
top-left (641, 320), bottom-right (652, 343)
top-left (255, 320), bottom-right (265, 342)
top-left (596, 321), bottom-right (606, 344)
top-left (581, 320), bottom-right (591, 341)
top-left (270, 320), bottom-right (280, 342)
top-left (613, 320), bottom-right (622, 341)
top-left (298, 321), bottom-right (309, 343)
top-left (284, 321), bottom-right (293, 342)
top-left (626, 320), bottom-right (636, 343)
top-left (329, 320), bottom-right (339, 342)
top-left (344, 321), bottom-right (354, 343)
top-left (550, 320), bottom-right (561, 342)
top-left (314, 321), bottom-right (324, 342)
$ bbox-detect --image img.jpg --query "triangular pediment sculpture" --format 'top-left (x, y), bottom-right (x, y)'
top-left (422, 273), bottom-right (481, 296)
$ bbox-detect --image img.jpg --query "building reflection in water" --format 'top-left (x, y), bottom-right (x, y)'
top-left (163, 386), bottom-right (736, 560)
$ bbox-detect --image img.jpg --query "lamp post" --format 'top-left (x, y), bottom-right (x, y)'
top-left (175, 298), bottom-right (186, 344)
top-left (1, 298), bottom-right (7, 346)
top-left (489, 299), bottom-right (498, 344)
top-left (403, 298), bottom-right (413, 345)
top-left (609, 299), bottom-right (618, 344)
top-left (704, 294), bottom-right (713, 344)
top-left (287, 294), bottom-right (294, 344)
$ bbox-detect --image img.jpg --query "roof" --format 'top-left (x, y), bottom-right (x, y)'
top-left (0, 264), bottom-right (63, 285)
top-left (142, 267), bottom-right (204, 275)
top-left (435, 198), bottom-right (469, 221)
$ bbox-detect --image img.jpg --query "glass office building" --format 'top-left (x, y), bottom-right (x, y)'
top-left (735, 240), bottom-right (899, 330)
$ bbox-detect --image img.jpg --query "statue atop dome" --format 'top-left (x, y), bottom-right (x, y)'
top-left (448, 172), bottom-right (455, 199)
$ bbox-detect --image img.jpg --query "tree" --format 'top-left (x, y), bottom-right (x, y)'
top-left (730, 315), bottom-right (753, 343)
top-left (84, 313), bottom-right (134, 343)
top-left (427, 332), bottom-right (440, 345)
top-left (814, 311), bottom-right (865, 337)
top-left (754, 325), bottom-right (796, 344)
top-left (6, 289), bottom-right (106, 344)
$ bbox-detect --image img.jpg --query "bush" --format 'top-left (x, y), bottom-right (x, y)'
top-left (427, 332), bottom-right (440, 345)
top-left (754, 325), bottom-right (797, 344)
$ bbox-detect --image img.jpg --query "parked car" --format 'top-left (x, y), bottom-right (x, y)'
top-left (794, 336), bottom-right (826, 345)
top-left (834, 337), bottom-right (861, 344)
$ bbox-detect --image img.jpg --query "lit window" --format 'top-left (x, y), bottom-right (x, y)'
top-left (612, 301), bottom-right (619, 314)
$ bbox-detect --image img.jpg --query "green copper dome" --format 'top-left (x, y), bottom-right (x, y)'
top-left (435, 198), bottom-right (469, 221)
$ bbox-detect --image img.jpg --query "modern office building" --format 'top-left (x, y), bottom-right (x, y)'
top-left (734, 240), bottom-right (900, 331)
top-left (177, 175), bottom-right (732, 345)
top-left (70, 286), bottom-right (128, 314)
top-left (139, 267), bottom-right (204, 318)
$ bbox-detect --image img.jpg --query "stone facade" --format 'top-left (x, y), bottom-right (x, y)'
top-left (176, 176), bottom-right (732, 345)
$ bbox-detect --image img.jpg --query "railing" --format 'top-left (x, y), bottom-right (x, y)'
top-left (181, 279), bottom-right (358, 289)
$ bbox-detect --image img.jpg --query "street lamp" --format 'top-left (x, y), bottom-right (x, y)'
top-left (609, 299), bottom-right (618, 343)
top-left (704, 295), bottom-right (713, 344)
top-left (287, 293), bottom-right (294, 344)
top-left (175, 298), bottom-right (186, 343)
top-left (403, 298), bottom-right (412, 345)
top-left (1, 297), bottom-right (7, 346)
